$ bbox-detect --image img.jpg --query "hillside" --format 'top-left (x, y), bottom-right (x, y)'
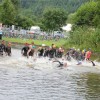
top-left (20, 0), bottom-right (88, 17)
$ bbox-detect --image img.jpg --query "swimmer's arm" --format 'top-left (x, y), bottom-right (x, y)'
top-left (21, 47), bottom-right (25, 54)
top-left (21, 49), bottom-right (23, 54)
top-left (53, 60), bottom-right (61, 64)
top-left (27, 45), bottom-right (32, 55)
top-left (27, 49), bottom-right (31, 55)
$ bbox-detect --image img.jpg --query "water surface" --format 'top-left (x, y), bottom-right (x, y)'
top-left (0, 49), bottom-right (100, 100)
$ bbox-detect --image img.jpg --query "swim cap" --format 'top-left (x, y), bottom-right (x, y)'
top-left (53, 45), bottom-right (56, 48)
top-left (42, 44), bottom-right (46, 46)
top-left (25, 43), bottom-right (28, 45)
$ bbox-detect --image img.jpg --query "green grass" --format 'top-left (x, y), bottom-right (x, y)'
top-left (3, 37), bottom-right (67, 47)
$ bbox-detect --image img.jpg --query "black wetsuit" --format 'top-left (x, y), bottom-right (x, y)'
top-left (53, 61), bottom-right (63, 67)
top-left (49, 48), bottom-right (56, 58)
top-left (29, 49), bottom-right (35, 57)
top-left (44, 49), bottom-right (49, 57)
top-left (21, 46), bottom-right (29, 56)
top-left (57, 51), bottom-right (62, 58)
top-left (5, 46), bottom-right (11, 56)
top-left (38, 48), bottom-right (44, 56)
top-left (0, 44), bottom-right (6, 55)
top-left (66, 51), bottom-right (71, 61)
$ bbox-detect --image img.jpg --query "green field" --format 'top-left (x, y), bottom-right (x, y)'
top-left (2, 37), bottom-right (67, 47)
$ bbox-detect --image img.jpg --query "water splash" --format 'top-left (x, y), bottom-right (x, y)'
top-left (0, 49), bottom-right (100, 73)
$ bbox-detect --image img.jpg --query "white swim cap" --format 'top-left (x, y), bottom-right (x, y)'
top-left (42, 44), bottom-right (46, 46)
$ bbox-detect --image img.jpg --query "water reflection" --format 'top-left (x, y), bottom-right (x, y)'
top-left (86, 74), bottom-right (100, 100)
top-left (76, 73), bottom-right (100, 100)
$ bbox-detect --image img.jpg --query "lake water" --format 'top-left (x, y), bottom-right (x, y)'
top-left (0, 49), bottom-right (100, 100)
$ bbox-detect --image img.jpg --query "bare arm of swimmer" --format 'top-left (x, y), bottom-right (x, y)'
top-left (27, 45), bottom-right (32, 58)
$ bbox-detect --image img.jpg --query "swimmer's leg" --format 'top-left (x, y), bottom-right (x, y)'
top-left (91, 61), bottom-right (95, 66)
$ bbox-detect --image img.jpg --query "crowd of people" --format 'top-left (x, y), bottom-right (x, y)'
top-left (21, 42), bottom-right (92, 61)
top-left (21, 42), bottom-right (65, 59)
top-left (0, 40), bottom-right (95, 67)
top-left (65, 48), bottom-right (92, 61)
top-left (21, 41), bottom-right (95, 67)
top-left (0, 40), bottom-right (11, 56)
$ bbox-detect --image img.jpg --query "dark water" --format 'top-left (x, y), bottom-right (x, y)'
top-left (0, 49), bottom-right (100, 100)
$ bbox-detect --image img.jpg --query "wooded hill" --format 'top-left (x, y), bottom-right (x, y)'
top-left (20, 0), bottom-right (88, 16)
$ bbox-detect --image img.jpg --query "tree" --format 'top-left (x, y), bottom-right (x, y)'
top-left (11, 0), bottom-right (20, 11)
top-left (74, 1), bottom-right (98, 26)
top-left (93, 0), bottom-right (100, 28)
top-left (20, 0), bottom-right (88, 17)
top-left (0, 0), bottom-right (16, 25)
top-left (16, 15), bottom-right (34, 29)
top-left (42, 8), bottom-right (67, 31)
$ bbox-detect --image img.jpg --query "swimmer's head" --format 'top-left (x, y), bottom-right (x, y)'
top-left (8, 42), bottom-right (11, 46)
top-left (25, 43), bottom-right (28, 46)
top-left (64, 63), bottom-right (67, 67)
top-left (1, 40), bottom-right (5, 44)
top-left (31, 42), bottom-right (34, 45)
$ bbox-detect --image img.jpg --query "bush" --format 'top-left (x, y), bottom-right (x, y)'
top-left (74, 1), bottom-right (99, 27)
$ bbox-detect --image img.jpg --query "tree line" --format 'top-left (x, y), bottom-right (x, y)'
top-left (66, 0), bottom-right (100, 52)
top-left (20, 0), bottom-right (88, 16)
top-left (0, 0), bottom-right (88, 29)
top-left (0, 0), bottom-right (99, 52)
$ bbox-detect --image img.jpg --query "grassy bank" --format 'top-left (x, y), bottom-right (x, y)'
top-left (2, 37), bottom-right (67, 47)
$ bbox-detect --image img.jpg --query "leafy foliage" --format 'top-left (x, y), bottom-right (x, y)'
top-left (11, 0), bottom-right (20, 11)
top-left (0, 0), bottom-right (89, 28)
top-left (74, 1), bottom-right (99, 27)
top-left (42, 8), bottom-right (67, 31)
top-left (64, 0), bottom-right (100, 52)
top-left (15, 15), bottom-right (34, 29)
top-left (0, 0), bottom-right (16, 25)
top-left (66, 26), bottom-right (100, 52)
top-left (20, 0), bottom-right (88, 17)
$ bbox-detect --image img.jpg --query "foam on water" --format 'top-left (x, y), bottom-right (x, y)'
top-left (0, 48), bottom-right (100, 73)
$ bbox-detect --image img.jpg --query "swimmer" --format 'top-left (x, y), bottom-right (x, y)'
top-left (21, 43), bottom-right (29, 56)
top-left (0, 40), bottom-right (6, 56)
top-left (27, 42), bottom-right (35, 58)
top-left (53, 59), bottom-right (67, 67)
top-left (76, 60), bottom-right (95, 66)
top-left (5, 42), bottom-right (12, 56)
top-left (76, 61), bottom-right (82, 65)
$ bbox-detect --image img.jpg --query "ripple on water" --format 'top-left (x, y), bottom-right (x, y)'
top-left (0, 49), bottom-right (100, 100)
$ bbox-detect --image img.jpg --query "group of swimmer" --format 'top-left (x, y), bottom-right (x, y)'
top-left (21, 41), bottom-right (95, 67)
top-left (0, 40), bottom-right (11, 56)
top-left (0, 40), bottom-right (95, 67)
top-left (21, 42), bottom-right (64, 58)
top-left (65, 47), bottom-right (95, 66)
top-left (66, 48), bottom-right (92, 61)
